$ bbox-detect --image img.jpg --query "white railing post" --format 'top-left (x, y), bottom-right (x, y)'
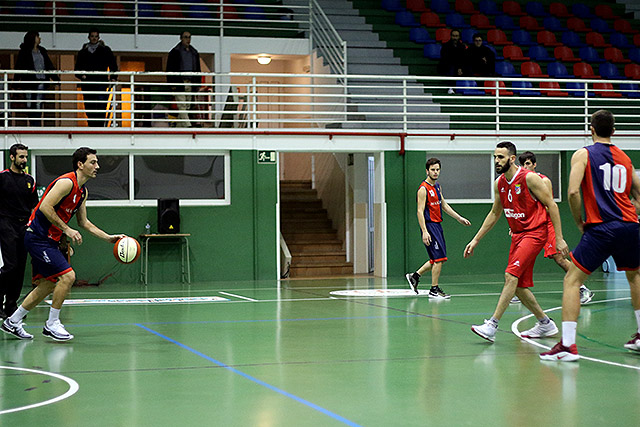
top-left (134, 0), bottom-right (139, 49)
top-left (584, 81), bottom-right (589, 133)
top-left (130, 74), bottom-right (135, 129)
top-left (251, 76), bottom-right (257, 129)
top-left (402, 78), bottom-right (407, 133)
top-left (52, 1), bottom-right (57, 47)
top-left (495, 80), bottom-right (500, 132)
top-left (3, 71), bottom-right (8, 129)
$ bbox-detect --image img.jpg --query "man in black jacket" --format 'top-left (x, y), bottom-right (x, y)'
top-left (75, 29), bottom-right (118, 127)
top-left (466, 33), bottom-right (495, 77)
top-left (166, 31), bottom-right (201, 127)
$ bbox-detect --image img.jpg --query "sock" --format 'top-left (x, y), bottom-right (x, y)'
top-left (562, 321), bottom-right (577, 347)
top-left (8, 306), bottom-right (29, 324)
top-left (489, 317), bottom-right (499, 328)
top-left (635, 310), bottom-right (640, 334)
top-left (48, 308), bottom-right (60, 325)
top-left (538, 316), bottom-right (550, 325)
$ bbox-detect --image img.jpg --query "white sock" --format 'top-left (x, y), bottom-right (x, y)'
top-left (635, 310), bottom-right (640, 334)
top-left (9, 306), bottom-right (29, 324)
top-left (48, 308), bottom-right (60, 325)
top-left (562, 321), bottom-right (577, 347)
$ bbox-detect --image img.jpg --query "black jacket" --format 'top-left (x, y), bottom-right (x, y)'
top-left (15, 44), bottom-right (58, 89)
top-left (166, 43), bottom-right (201, 84)
top-left (75, 40), bottom-right (118, 88)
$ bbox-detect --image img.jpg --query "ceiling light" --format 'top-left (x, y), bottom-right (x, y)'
top-left (257, 55), bottom-right (272, 65)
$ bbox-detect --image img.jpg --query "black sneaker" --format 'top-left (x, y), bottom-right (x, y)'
top-left (428, 286), bottom-right (450, 300)
top-left (405, 273), bottom-right (419, 294)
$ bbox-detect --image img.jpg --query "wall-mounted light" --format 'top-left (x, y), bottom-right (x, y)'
top-left (257, 55), bottom-right (272, 65)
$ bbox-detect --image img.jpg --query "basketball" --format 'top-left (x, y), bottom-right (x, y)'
top-left (114, 236), bottom-right (141, 264)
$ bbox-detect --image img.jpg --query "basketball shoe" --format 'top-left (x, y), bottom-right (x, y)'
top-left (1, 318), bottom-right (33, 340)
top-left (539, 342), bottom-right (579, 362)
top-left (471, 319), bottom-right (497, 342)
top-left (521, 319), bottom-right (558, 338)
top-left (405, 273), bottom-right (419, 294)
top-left (624, 333), bottom-right (640, 352)
top-left (428, 286), bottom-right (450, 299)
top-left (510, 296), bottom-right (521, 304)
top-left (43, 319), bottom-right (74, 341)
top-left (580, 286), bottom-right (594, 304)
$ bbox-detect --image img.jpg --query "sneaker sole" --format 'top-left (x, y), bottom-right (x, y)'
top-left (428, 294), bottom-right (451, 300)
top-left (1, 323), bottom-right (33, 340)
top-left (405, 274), bottom-right (418, 294)
top-left (580, 293), bottom-right (594, 305)
top-left (42, 328), bottom-right (74, 342)
top-left (471, 326), bottom-right (495, 343)
top-left (521, 326), bottom-right (559, 339)
top-left (539, 352), bottom-right (579, 362)
top-left (624, 343), bottom-right (640, 352)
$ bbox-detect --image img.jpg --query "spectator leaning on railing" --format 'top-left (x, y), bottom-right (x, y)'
top-left (166, 31), bottom-right (201, 128)
top-left (15, 31), bottom-right (59, 126)
top-left (437, 29), bottom-right (467, 94)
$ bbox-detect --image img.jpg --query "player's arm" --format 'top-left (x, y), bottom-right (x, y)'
top-left (440, 188), bottom-right (471, 226)
top-left (75, 191), bottom-right (122, 244)
top-left (568, 148), bottom-right (588, 232)
top-left (38, 178), bottom-right (83, 245)
top-left (416, 187), bottom-right (432, 245)
top-left (464, 180), bottom-right (502, 258)
top-left (527, 172), bottom-right (569, 257)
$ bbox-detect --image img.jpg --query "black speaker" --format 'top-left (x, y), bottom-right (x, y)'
top-left (158, 199), bottom-right (180, 234)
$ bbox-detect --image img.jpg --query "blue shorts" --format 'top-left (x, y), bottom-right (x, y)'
top-left (24, 231), bottom-right (73, 282)
top-left (571, 221), bottom-right (640, 274)
top-left (423, 222), bottom-right (447, 263)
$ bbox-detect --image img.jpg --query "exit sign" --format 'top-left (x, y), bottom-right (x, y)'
top-left (257, 151), bottom-right (277, 164)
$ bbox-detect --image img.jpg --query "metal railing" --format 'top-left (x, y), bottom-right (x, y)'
top-left (3, 70), bottom-right (640, 132)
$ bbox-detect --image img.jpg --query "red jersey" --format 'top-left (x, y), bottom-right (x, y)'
top-left (498, 167), bottom-right (548, 233)
top-left (28, 171), bottom-right (87, 242)
top-left (419, 181), bottom-right (442, 223)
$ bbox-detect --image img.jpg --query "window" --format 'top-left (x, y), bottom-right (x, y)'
top-left (426, 153), bottom-right (493, 202)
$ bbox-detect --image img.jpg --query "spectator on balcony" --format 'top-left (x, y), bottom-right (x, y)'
top-left (466, 33), bottom-right (495, 77)
top-left (166, 31), bottom-right (201, 127)
top-left (75, 29), bottom-right (118, 127)
top-left (437, 29), bottom-right (467, 94)
top-left (15, 31), bottom-right (59, 126)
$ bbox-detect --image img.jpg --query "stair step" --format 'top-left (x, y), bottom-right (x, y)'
top-left (288, 242), bottom-right (344, 252)
top-left (284, 232), bottom-right (338, 241)
top-left (280, 180), bottom-right (312, 189)
top-left (293, 252), bottom-right (347, 263)
top-left (289, 264), bottom-right (353, 277)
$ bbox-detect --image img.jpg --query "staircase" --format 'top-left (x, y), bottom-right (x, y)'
top-left (280, 180), bottom-right (353, 277)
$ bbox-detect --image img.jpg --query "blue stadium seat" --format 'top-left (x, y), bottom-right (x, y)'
top-left (566, 81), bottom-right (594, 97)
top-left (423, 43), bottom-right (441, 59)
top-left (456, 80), bottom-right (485, 95)
top-left (188, 5), bottom-right (211, 19)
top-left (478, 0), bottom-right (500, 15)
top-left (461, 28), bottom-right (475, 44)
top-left (410, 27), bottom-right (432, 44)
top-left (629, 48), bottom-right (640, 64)
top-left (599, 62), bottom-right (626, 80)
top-left (495, 13), bottom-right (518, 31)
top-left (610, 32), bottom-right (633, 50)
top-left (244, 6), bottom-right (266, 20)
top-left (547, 61), bottom-right (574, 79)
top-left (485, 43), bottom-right (503, 60)
top-left (591, 18), bottom-right (613, 33)
top-left (512, 29), bottom-right (536, 47)
top-left (571, 3), bottom-right (594, 19)
top-left (619, 82), bottom-right (640, 98)
top-left (381, 0), bottom-right (403, 12)
top-left (579, 46), bottom-right (605, 63)
top-left (512, 80), bottom-right (541, 96)
top-left (73, 2), bottom-right (98, 16)
top-left (495, 61), bottom-right (521, 77)
top-left (137, 2), bottom-right (155, 18)
top-left (446, 12), bottom-right (469, 29)
top-left (525, 1), bottom-right (548, 18)
top-left (396, 10), bottom-right (420, 27)
top-left (561, 31), bottom-right (586, 48)
top-left (528, 45), bottom-right (553, 62)
top-left (16, 1), bottom-right (40, 15)
top-left (431, 0), bottom-right (453, 14)
top-left (542, 16), bottom-right (564, 33)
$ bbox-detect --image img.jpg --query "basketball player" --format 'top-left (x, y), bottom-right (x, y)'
top-left (464, 141), bottom-right (568, 342)
top-left (541, 110), bottom-right (640, 361)
top-left (406, 158), bottom-right (471, 299)
top-left (509, 151), bottom-right (594, 305)
top-left (1, 147), bottom-right (123, 341)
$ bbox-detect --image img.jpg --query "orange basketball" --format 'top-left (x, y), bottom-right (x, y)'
top-left (113, 236), bottom-right (141, 264)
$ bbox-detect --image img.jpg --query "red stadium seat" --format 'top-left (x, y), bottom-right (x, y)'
top-left (470, 13), bottom-right (495, 29)
top-left (520, 16), bottom-right (543, 31)
top-left (436, 28), bottom-right (452, 42)
top-left (549, 2), bottom-right (571, 18)
top-left (455, 0), bottom-right (477, 14)
top-left (594, 82), bottom-right (622, 97)
top-left (483, 80), bottom-right (514, 96)
top-left (614, 19), bottom-right (639, 35)
top-left (406, 0), bottom-right (429, 12)
top-left (420, 11), bottom-right (446, 28)
top-left (554, 46), bottom-right (580, 62)
top-left (540, 81), bottom-right (569, 96)
top-left (594, 4), bottom-right (617, 20)
top-left (160, 4), bottom-right (183, 18)
top-left (625, 63), bottom-right (640, 79)
top-left (104, 2), bottom-right (127, 17)
top-left (216, 5), bottom-right (238, 20)
top-left (521, 61), bottom-right (548, 78)
top-left (537, 31), bottom-right (562, 47)
top-left (503, 45), bottom-right (529, 61)
top-left (45, 1), bottom-right (70, 15)
top-left (487, 29), bottom-right (512, 46)
top-left (586, 32), bottom-right (611, 48)
top-left (502, 0), bottom-right (525, 16)
top-left (567, 17), bottom-right (591, 33)
top-left (604, 47), bottom-right (631, 64)
top-left (574, 62), bottom-right (601, 79)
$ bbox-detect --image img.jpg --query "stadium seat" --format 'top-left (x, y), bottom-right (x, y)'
top-left (604, 47), bottom-right (631, 64)
top-left (548, 61), bottom-right (574, 79)
top-left (614, 19), bottom-right (638, 35)
top-left (571, 4), bottom-right (594, 19)
top-left (503, 45), bottom-right (530, 61)
top-left (423, 43), bottom-right (442, 59)
top-left (520, 16), bottom-right (543, 32)
top-left (461, 28), bottom-right (475, 44)
top-left (554, 46), bottom-right (580, 63)
top-left (455, 0), bottom-right (478, 15)
top-left (624, 63), bottom-right (640, 79)
top-left (406, 0), bottom-right (428, 13)
top-left (216, 5), bottom-right (239, 20)
top-left (487, 29), bottom-right (513, 46)
top-left (381, 0), bottom-right (403, 12)
top-left (446, 13), bottom-right (470, 30)
top-left (410, 27), bottom-right (432, 44)
top-left (542, 16), bottom-right (564, 33)
top-left (629, 48), bottom-right (640, 64)
top-left (470, 14), bottom-right (495, 30)
top-left (567, 17), bottom-right (591, 33)
top-left (188, 4), bottom-right (211, 19)
top-left (525, 2), bottom-right (548, 18)
top-left (495, 14), bottom-right (518, 31)
top-left (619, 82), bottom-right (640, 98)
top-left (431, 0), bottom-right (452, 14)
top-left (549, 2), bottom-right (570, 18)
top-left (16, 1), bottom-right (39, 15)
top-left (562, 31), bottom-right (586, 48)
top-left (160, 3), bottom-right (183, 18)
top-left (456, 80), bottom-right (485, 95)
top-left (104, 2), bottom-right (127, 16)
top-left (421, 11), bottom-right (446, 28)
top-left (485, 43), bottom-right (503, 60)
top-left (73, 2), bottom-right (98, 16)
top-left (591, 18), bottom-right (613, 34)
top-left (579, 46), bottom-right (605, 64)
top-left (502, 1), bottom-right (525, 17)
top-left (495, 61), bottom-right (521, 77)
top-left (521, 61), bottom-right (548, 78)
top-left (599, 62), bottom-right (626, 80)
top-left (436, 28), bottom-right (452, 42)
top-left (45, 1), bottom-right (70, 15)
top-left (483, 80), bottom-right (514, 96)
top-left (512, 29), bottom-right (536, 47)
top-left (635, 35), bottom-right (640, 47)
top-left (594, 4), bottom-right (617, 20)
top-left (610, 32), bottom-right (633, 50)
top-left (537, 31), bottom-right (561, 47)
top-left (594, 82), bottom-right (622, 97)
top-left (244, 6), bottom-right (266, 20)
top-left (478, 0), bottom-right (500, 16)
top-left (512, 80), bottom-right (541, 96)
top-left (396, 10), bottom-right (420, 27)
top-left (586, 32), bottom-right (611, 48)
top-left (566, 81), bottom-right (593, 97)
top-left (528, 45), bottom-right (553, 62)
top-left (574, 62), bottom-right (601, 78)
top-left (540, 81), bottom-right (569, 97)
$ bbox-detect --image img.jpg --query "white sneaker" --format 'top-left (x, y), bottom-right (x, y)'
top-left (521, 319), bottom-right (559, 338)
top-left (1, 318), bottom-right (34, 340)
top-left (624, 333), bottom-right (640, 352)
top-left (510, 296), bottom-right (521, 304)
top-left (43, 319), bottom-right (74, 341)
top-left (580, 285), bottom-right (594, 304)
top-left (471, 319), bottom-right (497, 342)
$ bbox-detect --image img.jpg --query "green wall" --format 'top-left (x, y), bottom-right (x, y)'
top-left (59, 150), bottom-right (277, 285)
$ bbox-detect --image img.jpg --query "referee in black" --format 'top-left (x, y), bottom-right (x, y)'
top-left (0, 144), bottom-right (38, 319)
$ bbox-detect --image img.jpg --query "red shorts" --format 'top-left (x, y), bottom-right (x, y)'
top-left (505, 226), bottom-right (547, 288)
top-left (543, 219), bottom-right (557, 258)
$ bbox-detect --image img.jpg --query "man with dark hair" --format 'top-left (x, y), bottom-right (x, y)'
top-left (465, 141), bottom-right (568, 342)
top-left (1, 147), bottom-right (123, 341)
top-left (466, 33), bottom-right (495, 77)
top-left (541, 110), bottom-right (640, 361)
top-left (0, 144), bottom-right (39, 319)
top-left (513, 151), bottom-right (593, 305)
top-left (438, 29), bottom-right (467, 94)
top-left (406, 157), bottom-right (471, 299)
top-left (75, 28), bottom-right (118, 127)
top-left (167, 31), bottom-right (201, 127)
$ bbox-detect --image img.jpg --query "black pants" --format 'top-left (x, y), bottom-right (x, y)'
top-left (82, 84), bottom-right (110, 127)
top-left (0, 218), bottom-right (28, 316)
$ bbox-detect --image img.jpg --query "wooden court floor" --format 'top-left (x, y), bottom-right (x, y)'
top-left (1, 271), bottom-right (639, 426)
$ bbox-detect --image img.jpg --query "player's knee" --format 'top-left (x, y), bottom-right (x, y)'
top-left (58, 271), bottom-right (76, 288)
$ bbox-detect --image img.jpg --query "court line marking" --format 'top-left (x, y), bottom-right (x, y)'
top-left (511, 296), bottom-right (640, 371)
top-left (218, 292), bottom-right (258, 302)
top-left (136, 324), bottom-right (362, 427)
top-left (0, 366), bottom-right (79, 415)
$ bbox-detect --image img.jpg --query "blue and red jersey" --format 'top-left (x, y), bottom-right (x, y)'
top-left (419, 180), bottom-right (443, 223)
top-left (581, 143), bottom-right (638, 225)
top-left (28, 171), bottom-right (87, 242)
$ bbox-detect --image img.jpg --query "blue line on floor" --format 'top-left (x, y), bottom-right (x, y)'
top-left (136, 323), bottom-right (363, 427)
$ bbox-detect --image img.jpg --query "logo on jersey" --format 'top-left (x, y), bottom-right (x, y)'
top-left (429, 189), bottom-right (435, 197)
top-left (514, 184), bottom-right (522, 195)
top-left (73, 194), bottom-right (77, 203)
top-left (513, 260), bottom-right (520, 267)
top-left (504, 208), bottom-right (526, 219)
